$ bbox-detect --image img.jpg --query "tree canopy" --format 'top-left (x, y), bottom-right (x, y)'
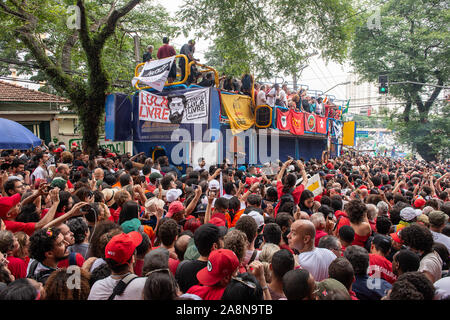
top-left (178, 0), bottom-right (357, 79)
top-left (350, 0), bottom-right (449, 161)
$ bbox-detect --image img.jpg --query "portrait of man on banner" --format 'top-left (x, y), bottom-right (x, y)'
top-left (167, 94), bottom-right (187, 124)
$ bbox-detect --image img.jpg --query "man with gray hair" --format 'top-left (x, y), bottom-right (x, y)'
top-left (143, 45), bottom-right (154, 62)
top-left (377, 201), bottom-right (389, 216)
top-left (366, 204), bottom-right (378, 232)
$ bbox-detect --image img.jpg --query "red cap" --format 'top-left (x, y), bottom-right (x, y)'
top-left (314, 195), bottom-right (322, 202)
top-left (390, 231), bottom-right (403, 245)
top-left (166, 201), bottom-right (184, 218)
top-left (359, 185), bottom-right (368, 190)
top-left (71, 142), bottom-right (79, 147)
top-left (197, 249), bottom-right (239, 286)
top-left (209, 216), bottom-right (226, 227)
top-left (414, 198), bottom-right (426, 209)
top-left (54, 148), bottom-right (63, 153)
top-left (105, 231), bottom-right (142, 264)
top-left (0, 193), bottom-right (21, 218)
top-left (327, 162), bottom-right (334, 169)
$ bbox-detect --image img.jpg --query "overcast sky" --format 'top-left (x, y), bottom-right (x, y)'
top-left (155, 0), bottom-right (351, 100)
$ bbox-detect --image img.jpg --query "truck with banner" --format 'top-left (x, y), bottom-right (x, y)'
top-left (105, 54), bottom-right (353, 171)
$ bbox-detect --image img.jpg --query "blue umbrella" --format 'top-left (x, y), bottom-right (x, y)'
top-left (0, 118), bottom-right (42, 150)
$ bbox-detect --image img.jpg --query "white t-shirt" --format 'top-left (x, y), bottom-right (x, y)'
top-left (256, 90), bottom-right (266, 106)
top-left (243, 249), bottom-right (261, 266)
top-left (266, 88), bottom-right (277, 107)
top-left (419, 251), bottom-right (443, 283)
top-left (278, 90), bottom-right (287, 106)
top-left (31, 165), bottom-right (48, 183)
top-left (88, 275), bottom-right (147, 300)
top-left (430, 230), bottom-right (450, 252)
top-left (298, 247), bottom-right (337, 281)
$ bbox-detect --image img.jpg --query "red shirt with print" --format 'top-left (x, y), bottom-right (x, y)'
top-left (368, 253), bottom-right (397, 284)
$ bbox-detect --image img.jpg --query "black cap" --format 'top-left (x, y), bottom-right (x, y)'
top-left (194, 203), bottom-right (207, 213)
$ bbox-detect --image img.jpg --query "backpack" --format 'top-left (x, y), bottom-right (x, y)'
top-left (27, 260), bottom-right (54, 285)
top-left (108, 274), bottom-right (139, 300)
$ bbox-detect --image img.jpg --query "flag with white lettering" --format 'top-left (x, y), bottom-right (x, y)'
top-left (138, 88), bottom-right (209, 124)
top-left (132, 56), bottom-right (175, 92)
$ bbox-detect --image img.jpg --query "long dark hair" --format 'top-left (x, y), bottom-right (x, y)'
top-left (299, 190), bottom-right (314, 214)
top-left (118, 201), bottom-right (140, 225)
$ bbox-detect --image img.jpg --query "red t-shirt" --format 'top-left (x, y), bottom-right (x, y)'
top-left (368, 253), bottom-right (397, 284)
top-left (275, 181), bottom-right (305, 217)
top-left (157, 44), bottom-right (176, 59)
top-left (7, 256), bottom-right (27, 279)
top-left (169, 258), bottom-right (180, 276)
top-left (315, 229), bottom-right (328, 247)
top-left (279, 243), bottom-right (295, 255)
top-left (109, 207), bottom-right (121, 223)
top-left (57, 252), bottom-right (85, 268)
top-left (57, 253), bottom-right (85, 268)
top-left (41, 208), bottom-right (65, 219)
top-left (187, 284), bottom-right (226, 300)
top-left (3, 220), bottom-right (36, 236)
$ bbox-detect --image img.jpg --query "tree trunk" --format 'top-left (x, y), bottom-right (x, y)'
top-left (416, 141), bottom-right (437, 162)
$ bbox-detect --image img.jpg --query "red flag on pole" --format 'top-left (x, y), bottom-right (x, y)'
top-left (277, 109), bottom-right (291, 131)
top-left (316, 115), bottom-right (327, 134)
top-left (290, 110), bottom-right (304, 135)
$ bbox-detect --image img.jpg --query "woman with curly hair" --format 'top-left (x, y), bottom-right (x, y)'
top-left (224, 229), bottom-right (248, 273)
top-left (335, 200), bottom-right (372, 247)
top-left (44, 267), bottom-right (91, 300)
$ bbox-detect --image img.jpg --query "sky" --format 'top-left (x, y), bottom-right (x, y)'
top-left (154, 0), bottom-right (352, 101)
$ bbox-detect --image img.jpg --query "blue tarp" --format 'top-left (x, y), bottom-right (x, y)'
top-left (0, 118), bottom-right (41, 150)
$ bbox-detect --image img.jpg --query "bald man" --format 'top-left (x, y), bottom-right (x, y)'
top-left (288, 219), bottom-right (337, 281)
top-left (94, 168), bottom-right (104, 181)
top-left (175, 234), bottom-right (192, 262)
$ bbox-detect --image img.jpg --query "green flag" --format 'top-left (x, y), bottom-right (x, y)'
top-left (342, 99), bottom-right (350, 114)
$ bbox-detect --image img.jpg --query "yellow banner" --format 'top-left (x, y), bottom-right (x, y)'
top-left (343, 121), bottom-right (356, 146)
top-left (221, 94), bottom-right (255, 134)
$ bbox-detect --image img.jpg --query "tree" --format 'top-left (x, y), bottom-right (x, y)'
top-left (0, 0), bottom-right (177, 156)
top-left (178, 0), bottom-right (357, 79)
top-left (350, 0), bottom-right (449, 161)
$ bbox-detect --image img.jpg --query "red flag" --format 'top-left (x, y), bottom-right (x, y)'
top-left (289, 110), bottom-right (304, 135)
top-left (277, 109), bottom-right (291, 131)
top-left (304, 113), bottom-right (317, 132)
top-left (316, 115), bottom-right (327, 134)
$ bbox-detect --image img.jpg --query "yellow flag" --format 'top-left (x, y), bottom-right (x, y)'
top-left (221, 94), bottom-right (255, 134)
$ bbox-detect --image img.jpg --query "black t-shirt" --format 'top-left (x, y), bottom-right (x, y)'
top-left (175, 259), bottom-right (207, 293)
top-left (198, 79), bottom-right (213, 87)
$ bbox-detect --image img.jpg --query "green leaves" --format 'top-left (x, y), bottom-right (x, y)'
top-left (178, 0), bottom-right (356, 78)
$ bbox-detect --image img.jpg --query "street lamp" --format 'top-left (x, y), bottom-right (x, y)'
top-left (323, 81), bottom-right (351, 95)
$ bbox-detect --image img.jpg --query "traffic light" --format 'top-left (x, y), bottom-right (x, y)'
top-left (378, 75), bottom-right (388, 94)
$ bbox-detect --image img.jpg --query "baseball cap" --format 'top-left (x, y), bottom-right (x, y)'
top-left (400, 207), bottom-right (422, 222)
top-left (428, 211), bottom-right (449, 227)
top-left (149, 172), bottom-right (163, 180)
top-left (166, 201), bottom-right (184, 218)
top-left (196, 249), bottom-right (239, 286)
top-left (209, 217), bottom-right (226, 227)
top-left (0, 193), bottom-right (21, 218)
top-left (166, 189), bottom-right (182, 203)
top-left (71, 142), bottom-right (79, 147)
top-left (208, 179), bottom-right (220, 190)
top-left (121, 218), bottom-right (142, 234)
top-left (326, 162), bottom-right (334, 170)
top-left (315, 278), bottom-right (351, 300)
top-left (50, 177), bottom-right (67, 189)
top-left (105, 231), bottom-right (142, 264)
top-left (194, 203), bottom-right (207, 214)
top-left (390, 230), bottom-right (403, 245)
top-left (414, 197), bottom-right (426, 209)
top-left (246, 210), bottom-right (265, 229)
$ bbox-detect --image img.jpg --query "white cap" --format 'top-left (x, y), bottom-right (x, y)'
top-left (400, 207), bottom-right (422, 222)
top-left (166, 188), bottom-right (182, 203)
top-left (208, 179), bottom-right (220, 190)
top-left (246, 211), bottom-right (265, 229)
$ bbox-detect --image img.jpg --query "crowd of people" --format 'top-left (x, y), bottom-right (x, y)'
top-left (0, 143), bottom-right (449, 301)
top-left (142, 37), bottom-right (336, 117)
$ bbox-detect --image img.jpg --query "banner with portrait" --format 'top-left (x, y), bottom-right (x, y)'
top-left (132, 56), bottom-right (175, 92)
top-left (138, 88), bottom-right (209, 124)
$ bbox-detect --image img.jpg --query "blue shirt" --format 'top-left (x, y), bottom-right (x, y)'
top-left (352, 275), bottom-right (392, 300)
